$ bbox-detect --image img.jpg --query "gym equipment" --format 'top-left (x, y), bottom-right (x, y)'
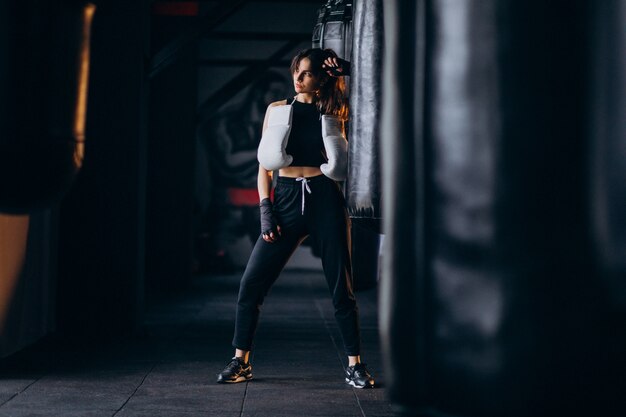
top-left (257, 103), bottom-right (293, 171)
top-left (320, 115), bottom-right (348, 181)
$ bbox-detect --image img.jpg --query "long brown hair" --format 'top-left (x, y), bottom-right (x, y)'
top-left (289, 48), bottom-right (349, 121)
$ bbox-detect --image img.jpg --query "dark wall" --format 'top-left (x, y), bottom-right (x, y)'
top-left (57, 1), bottom-right (150, 337)
top-left (145, 13), bottom-right (197, 292)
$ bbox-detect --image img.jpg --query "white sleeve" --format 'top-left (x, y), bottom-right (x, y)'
top-left (257, 104), bottom-right (293, 171)
top-left (320, 115), bottom-right (348, 181)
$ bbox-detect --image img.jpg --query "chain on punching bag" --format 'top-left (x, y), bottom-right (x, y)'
top-left (312, 0), bottom-right (353, 60)
top-left (0, 0), bottom-right (95, 214)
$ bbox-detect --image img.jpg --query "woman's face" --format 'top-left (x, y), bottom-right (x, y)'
top-left (293, 57), bottom-right (321, 94)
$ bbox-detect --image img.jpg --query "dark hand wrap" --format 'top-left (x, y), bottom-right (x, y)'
top-left (324, 58), bottom-right (351, 77)
top-left (338, 58), bottom-right (351, 76)
top-left (259, 198), bottom-right (279, 237)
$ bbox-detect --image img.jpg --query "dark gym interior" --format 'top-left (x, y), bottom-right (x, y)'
top-left (1, 1), bottom-right (625, 416)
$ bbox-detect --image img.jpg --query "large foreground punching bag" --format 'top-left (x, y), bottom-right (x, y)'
top-left (0, 0), bottom-right (95, 214)
top-left (380, 1), bottom-right (626, 416)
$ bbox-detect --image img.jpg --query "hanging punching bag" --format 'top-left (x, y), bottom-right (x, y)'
top-left (344, 0), bottom-right (384, 290)
top-left (0, 0), bottom-right (95, 214)
top-left (313, 0), bottom-right (383, 290)
top-left (312, 0), bottom-right (353, 61)
top-left (380, 0), bottom-right (626, 416)
top-left (346, 0), bottom-right (383, 230)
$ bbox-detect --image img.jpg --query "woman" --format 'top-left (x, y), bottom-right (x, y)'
top-left (216, 48), bottom-right (374, 389)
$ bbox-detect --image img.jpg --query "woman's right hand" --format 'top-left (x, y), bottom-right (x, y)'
top-left (322, 56), bottom-right (351, 77)
top-left (260, 198), bottom-right (281, 243)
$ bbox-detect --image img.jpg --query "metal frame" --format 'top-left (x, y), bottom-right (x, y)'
top-left (149, 0), bottom-right (316, 111)
top-left (196, 38), bottom-right (303, 115)
top-left (148, 0), bottom-right (248, 78)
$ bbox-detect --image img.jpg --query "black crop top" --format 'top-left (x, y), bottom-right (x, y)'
top-left (284, 98), bottom-right (327, 167)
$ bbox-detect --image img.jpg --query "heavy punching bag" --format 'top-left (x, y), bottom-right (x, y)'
top-left (380, 1), bottom-right (626, 416)
top-left (346, 0), bottom-right (383, 226)
top-left (0, 0), bottom-right (95, 214)
top-left (345, 0), bottom-right (384, 290)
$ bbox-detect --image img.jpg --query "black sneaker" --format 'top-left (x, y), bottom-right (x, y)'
top-left (345, 363), bottom-right (375, 388)
top-left (216, 357), bottom-right (253, 384)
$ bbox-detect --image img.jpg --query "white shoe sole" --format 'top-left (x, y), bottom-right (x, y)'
top-left (345, 378), bottom-right (374, 389)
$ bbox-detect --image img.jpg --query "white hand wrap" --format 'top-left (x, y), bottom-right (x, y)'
top-left (320, 115), bottom-right (348, 181)
top-left (257, 104), bottom-right (293, 171)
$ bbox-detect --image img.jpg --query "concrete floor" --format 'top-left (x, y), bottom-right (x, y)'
top-left (0, 269), bottom-right (394, 416)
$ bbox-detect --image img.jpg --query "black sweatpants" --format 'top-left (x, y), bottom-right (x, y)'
top-left (232, 174), bottom-right (361, 356)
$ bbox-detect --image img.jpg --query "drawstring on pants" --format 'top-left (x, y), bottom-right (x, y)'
top-left (295, 177), bottom-right (312, 215)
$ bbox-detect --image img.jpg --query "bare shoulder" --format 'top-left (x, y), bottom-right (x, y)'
top-left (268, 99), bottom-right (289, 108)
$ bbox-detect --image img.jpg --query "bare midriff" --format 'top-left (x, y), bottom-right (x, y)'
top-left (279, 166), bottom-right (323, 178)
